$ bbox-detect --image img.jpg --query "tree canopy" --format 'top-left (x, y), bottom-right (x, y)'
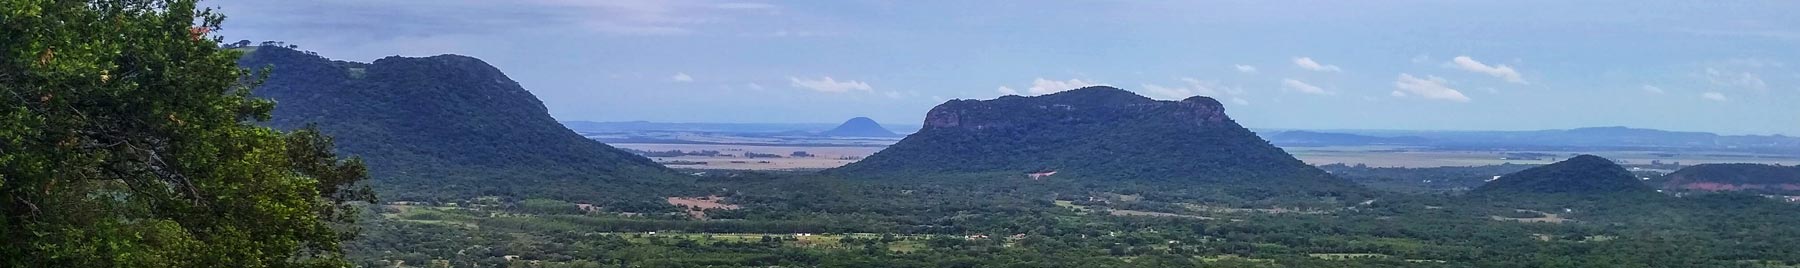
top-left (1, 0), bottom-right (372, 267)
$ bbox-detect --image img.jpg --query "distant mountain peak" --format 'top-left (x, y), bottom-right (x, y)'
top-left (819, 117), bottom-right (899, 137)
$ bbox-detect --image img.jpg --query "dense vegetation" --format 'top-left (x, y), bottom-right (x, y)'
top-left (344, 169), bottom-right (1800, 268)
top-left (1, 1), bottom-right (371, 266)
top-left (239, 46), bottom-right (690, 206)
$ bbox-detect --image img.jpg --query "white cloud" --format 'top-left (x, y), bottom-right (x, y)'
top-left (1642, 85), bottom-right (1664, 94)
top-left (1392, 73), bottom-right (1471, 102)
top-left (746, 82), bottom-right (765, 90)
top-left (1701, 92), bottom-right (1729, 101)
top-left (997, 86), bottom-right (1020, 95)
top-left (1447, 56), bottom-right (1526, 84)
top-left (1704, 67), bottom-right (1768, 91)
top-left (1025, 78), bottom-right (1098, 95)
top-left (788, 76), bottom-right (871, 93)
top-left (1411, 54), bottom-right (1431, 64)
top-left (670, 72), bottom-right (693, 82)
top-left (1234, 64), bottom-right (1258, 74)
top-left (1230, 97), bottom-right (1249, 105)
top-left (884, 91), bottom-right (903, 99)
top-left (1293, 57), bottom-right (1341, 72)
top-left (1281, 79), bottom-right (1330, 95)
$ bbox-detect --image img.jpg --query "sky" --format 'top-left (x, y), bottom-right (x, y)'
top-left (207, 0), bottom-right (1800, 135)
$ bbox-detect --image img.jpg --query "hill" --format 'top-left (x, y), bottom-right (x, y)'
top-left (1660, 163), bottom-right (1800, 194)
top-left (1473, 155), bottom-right (1652, 195)
top-left (818, 117), bottom-right (901, 137)
top-left (830, 86), bottom-right (1360, 200)
top-left (237, 46), bottom-right (685, 204)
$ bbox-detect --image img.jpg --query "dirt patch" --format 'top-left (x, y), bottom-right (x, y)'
top-left (1109, 209), bottom-right (1214, 220)
top-left (667, 195), bottom-right (740, 219)
top-left (1491, 209), bottom-right (1573, 224)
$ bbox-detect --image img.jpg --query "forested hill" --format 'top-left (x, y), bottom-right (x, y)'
top-left (237, 46), bottom-right (684, 204)
top-left (1473, 155), bottom-right (1653, 195)
top-left (1660, 163), bottom-right (1800, 194)
top-left (831, 86), bottom-right (1359, 196)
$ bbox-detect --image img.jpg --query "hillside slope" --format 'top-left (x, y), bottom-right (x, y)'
top-left (238, 46), bottom-right (683, 203)
top-left (1473, 155), bottom-right (1652, 195)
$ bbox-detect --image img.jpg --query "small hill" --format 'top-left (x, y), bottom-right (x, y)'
top-left (237, 46), bottom-right (684, 203)
top-left (819, 117), bottom-right (901, 137)
top-left (831, 86), bottom-right (1359, 198)
top-left (1660, 164), bottom-right (1800, 194)
top-left (1473, 155), bottom-right (1652, 195)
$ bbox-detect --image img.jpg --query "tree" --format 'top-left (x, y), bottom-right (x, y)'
top-left (1, 0), bottom-right (373, 267)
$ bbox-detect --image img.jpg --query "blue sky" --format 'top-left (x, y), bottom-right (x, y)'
top-left (209, 0), bottom-right (1800, 135)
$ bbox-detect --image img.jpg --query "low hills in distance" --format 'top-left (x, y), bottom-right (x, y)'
top-left (831, 86), bottom-right (1364, 201)
top-left (237, 45), bottom-right (685, 204)
top-left (1265, 126), bottom-right (1800, 153)
top-left (1472, 155), bottom-right (1654, 195)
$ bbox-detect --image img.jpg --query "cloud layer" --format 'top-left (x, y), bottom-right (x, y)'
top-left (1393, 73), bottom-right (1471, 102)
top-left (1293, 57), bottom-right (1342, 72)
top-left (789, 76), bottom-right (871, 93)
top-left (1281, 79), bottom-right (1330, 95)
top-left (1448, 56), bottom-right (1526, 84)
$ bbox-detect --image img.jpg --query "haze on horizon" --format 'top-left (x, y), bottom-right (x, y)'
top-left (208, 0), bottom-right (1800, 135)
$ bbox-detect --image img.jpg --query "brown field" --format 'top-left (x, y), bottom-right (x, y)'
top-left (613, 143), bottom-right (884, 170)
top-left (1490, 209), bottom-right (1573, 224)
top-left (1109, 210), bottom-right (1215, 220)
top-left (667, 195), bottom-right (740, 219)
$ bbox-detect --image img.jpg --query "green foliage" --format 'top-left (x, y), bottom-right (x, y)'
top-left (0, 1), bottom-right (371, 266)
